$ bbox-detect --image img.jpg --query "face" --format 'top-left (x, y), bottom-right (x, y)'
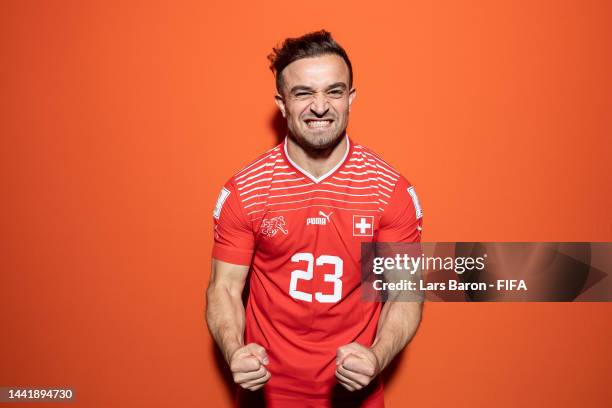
top-left (275, 54), bottom-right (356, 150)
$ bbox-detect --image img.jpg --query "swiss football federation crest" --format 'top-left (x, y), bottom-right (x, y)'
top-left (353, 215), bottom-right (374, 237)
top-left (261, 216), bottom-right (289, 237)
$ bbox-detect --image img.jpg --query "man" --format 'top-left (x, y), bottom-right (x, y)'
top-left (206, 30), bottom-right (423, 408)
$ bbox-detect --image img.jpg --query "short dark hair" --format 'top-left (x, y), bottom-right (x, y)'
top-left (267, 30), bottom-right (353, 94)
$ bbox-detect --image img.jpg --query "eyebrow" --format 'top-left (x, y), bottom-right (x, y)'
top-left (289, 82), bottom-right (348, 94)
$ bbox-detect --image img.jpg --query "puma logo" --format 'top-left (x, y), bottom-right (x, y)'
top-left (306, 210), bottom-right (333, 226)
top-left (319, 211), bottom-right (333, 222)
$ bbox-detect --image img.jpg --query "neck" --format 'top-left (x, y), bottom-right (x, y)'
top-left (285, 133), bottom-right (349, 180)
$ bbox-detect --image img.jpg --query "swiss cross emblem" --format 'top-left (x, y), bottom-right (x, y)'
top-left (353, 215), bottom-right (374, 237)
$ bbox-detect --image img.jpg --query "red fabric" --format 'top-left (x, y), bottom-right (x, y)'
top-left (212, 137), bottom-right (422, 406)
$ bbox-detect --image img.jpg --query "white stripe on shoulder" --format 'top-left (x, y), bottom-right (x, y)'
top-left (237, 177), bottom-right (273, 191)
top-left (235, 149), bottom-right (280, 177)
top-left (361, 151), bottom-right (400, 177)
top-left (236, 170), bottom-right (274, 185)
top-left (242, 193), bottom-right (269, 202)
top-left (378, 183), bottom-right (392, 192)
top-left (239, 185), bottom-right (269, 196)
top-left (235, 161), bottom-right (281, 181)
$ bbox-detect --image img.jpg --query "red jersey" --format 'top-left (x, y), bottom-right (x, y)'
top-left (212, 135), bottom-right (423, 407)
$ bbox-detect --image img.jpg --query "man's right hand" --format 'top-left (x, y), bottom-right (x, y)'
top-left (229, 343), bottom-right (271, 391)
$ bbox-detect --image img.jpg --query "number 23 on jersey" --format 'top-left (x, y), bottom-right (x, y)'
top-left (289, 253), bottom-right (343, 303)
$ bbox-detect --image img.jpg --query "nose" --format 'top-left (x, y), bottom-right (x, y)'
top-left (310, 93), bottom-right (329, 116)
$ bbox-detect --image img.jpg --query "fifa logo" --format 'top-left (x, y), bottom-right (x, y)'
top-left (261, 216), bottom-right (289, 237)
top-left (306, 211), bottom-right (333, 226)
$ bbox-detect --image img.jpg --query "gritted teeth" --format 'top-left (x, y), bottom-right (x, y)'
top-left (305, 119), bottom-right (333, 128)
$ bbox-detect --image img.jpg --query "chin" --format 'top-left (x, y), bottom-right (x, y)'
top-left (296, 129), bottom-right (344, 150)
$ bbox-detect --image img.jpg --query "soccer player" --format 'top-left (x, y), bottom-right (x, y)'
top-left (206, 30), bottom-right (423, 407)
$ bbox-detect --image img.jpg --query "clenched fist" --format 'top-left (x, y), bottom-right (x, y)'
top-left (229, 343), bottom-right (271, 391)
top-left (335, 342), bottom-right (381, 392)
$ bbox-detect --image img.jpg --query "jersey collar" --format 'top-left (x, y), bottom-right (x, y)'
top-left (282, 134), bottom-right (352, 184)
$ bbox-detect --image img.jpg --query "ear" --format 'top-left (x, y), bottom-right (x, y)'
top-left (348, 88), bottom-right (357, 112)
top-left (274, 94), bottom-right (286, 118)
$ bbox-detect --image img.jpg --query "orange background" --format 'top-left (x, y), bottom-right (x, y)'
top-left (1, 1), bottom-right (611, 407)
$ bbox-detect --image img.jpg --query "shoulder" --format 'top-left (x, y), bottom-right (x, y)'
top-left (350, 142), bottom-right (409, 188)
top-left (226, 143), bottom-right (284, 186)
top-left (351, 141), bottom-right (422, 221)
top-left (214, 142), bottom-right (284, 221)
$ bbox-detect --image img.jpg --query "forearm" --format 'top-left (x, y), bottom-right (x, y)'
top-left (206, 285), bottom-right (246, 364)
top-left (370, 301), bottom-right (422, 372)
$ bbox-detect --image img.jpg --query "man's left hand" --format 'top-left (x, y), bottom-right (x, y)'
top-left (335, 342), bottom-right (381, 392)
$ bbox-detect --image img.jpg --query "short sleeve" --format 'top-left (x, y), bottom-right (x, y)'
top-left (212, 180), bottom-right (255, 265)
top-left (376, 176), bottom-right (423, 243)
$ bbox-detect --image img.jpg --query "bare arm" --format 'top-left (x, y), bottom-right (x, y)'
top-left (205, 258), bottom-right (249, 364)
top-left (206, 258), bottom-right (271, 391)
top-left (370, 300), bottom-right (422, 371)
top-left (336, 272), bottom-right (422, 392)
